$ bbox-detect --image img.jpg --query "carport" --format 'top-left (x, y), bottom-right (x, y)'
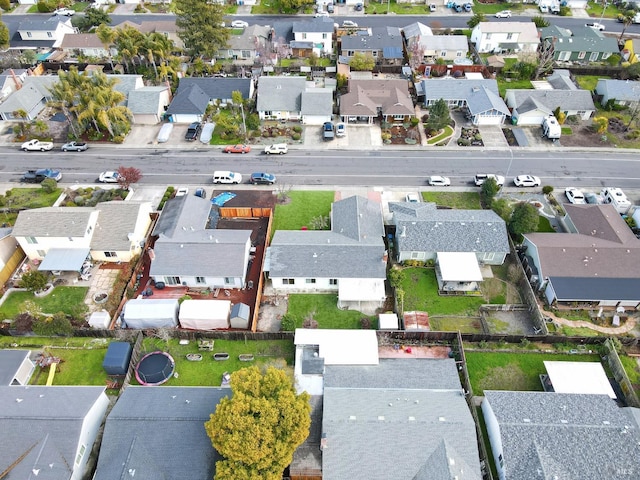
top-left (39, 248), bottom-right (90, 272)
top-left (436, 252), bottom-right (483, 292)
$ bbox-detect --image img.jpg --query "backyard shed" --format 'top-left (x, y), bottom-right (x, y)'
top-left (378, 313), bottom-right (399, 330)
top-left (102, 342), bottom-right (133, 376)
top-left (179, 299), bottom-right (231, 330)
top-left (89, 310), bottom-right (111, 329)
top-left (230, 303), bottom-right (250, 329)
top-left (123, 299), bottom-right (179, 329)
top-left (0, 350), bottom-right (35, 386)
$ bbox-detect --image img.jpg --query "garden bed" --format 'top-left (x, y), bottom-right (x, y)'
top-left (457, 127), bottom-right (484, 147)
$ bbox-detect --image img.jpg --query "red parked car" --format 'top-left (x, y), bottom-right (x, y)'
top-left (223, 144), bottom-right (251, 154)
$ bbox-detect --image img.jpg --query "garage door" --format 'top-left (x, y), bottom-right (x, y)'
top-left (477, 115), bottom-right (503, 125)
top-left (516, 115), bottom-right (545, 126)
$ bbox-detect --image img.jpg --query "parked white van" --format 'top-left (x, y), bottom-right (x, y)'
top-left (601, 187), bottom-right (632, 214)
top-left (212, 171), bottom-right (242, 184)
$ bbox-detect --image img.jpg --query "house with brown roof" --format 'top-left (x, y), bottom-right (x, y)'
top-left (339, 78), bottom-right (415, 124)
top-left (113, 20), bottom-right (183, 51)
top-left (59, 33), bottom-right (110, 58)
top-left (521, 204), bottom-right (640, 308)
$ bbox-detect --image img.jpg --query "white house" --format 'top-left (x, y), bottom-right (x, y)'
top-left (505, 89), bottom-right (595, 125)
top-left (595, 79), bottom-right (640, 108)
top-left (470, 22), bottom-right (540, 54)
top-left (58, 33), bottom-right (110, 58)
top-left (17, 16), bottom-right (76, 45)
top-left (291, 17), bottom-right (334, 57)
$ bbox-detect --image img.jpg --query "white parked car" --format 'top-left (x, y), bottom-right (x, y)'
top-left (495, 10), bottom-right (512, 18)
top-left (474, 174), bottom-right (505, 187)
top-left (314, 11), bottom-right (330, 17)
top-left (21, 139), bottom-right (54, 151)
top-left (406, 192), bottom-right (420, 203)
top-left (565, 187), bottom-right (586, 204)
top-left (586, 22), bottom-right (605, 31)
top-left (98, 171), bottom-right (121, 183)
top-left (264, 143), bottom-right (288, 155)
top-left (336, 123), bottom-right (346, 137)
top-left (342, 20), bottom-right (358, 27)
top-left (231, 20), bottom-right (249, 28)
top-left (53, 7), bottom-right (75, 16)
top-left (514, 175), bottom-right (541, 187)
top-left (428, 176), bottom-right (451, 187)
top-left (175, 187), bottom-right (189, 197)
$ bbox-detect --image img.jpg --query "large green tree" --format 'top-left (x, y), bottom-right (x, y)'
top-left (175, 0), bottom-right (229, 58)
top-left (349, 52), bottom-right (375, 71)
top-left (425, 98), bottom-right (451, 132)
top-left (205, 366), bottom-right (311, 480)
top-left (74, 7), bottom-right (111, 33)
top-left (509, 202), bottom-right (539, 236)
top-left (0, 14), bottom-right (9, 50)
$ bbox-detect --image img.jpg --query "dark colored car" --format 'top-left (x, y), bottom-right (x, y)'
top-left (354, 2), bottom-right (363, 10)
top-left (453, 3), bottom-right (463, 12)
top-left (463, 2), bottom-right (472, 11)
top-left (22, 168), bottom-right (62, 183)
top-left (250, 172), bottom-right (277, 185)
top-left (185, 122), bottom-right (202, 141)
top-left (323, 121), bottom-right (335, 141)
top-left (195, 187), bottom-right (207, 199)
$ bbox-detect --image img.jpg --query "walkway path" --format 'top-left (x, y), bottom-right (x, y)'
top-left (543, 308), bottom-right (638, 334)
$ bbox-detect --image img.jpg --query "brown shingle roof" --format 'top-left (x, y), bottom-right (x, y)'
top-left (59, 33), bottom-right (105, 49)
top-left (339, 79), bottom-right (414, 117)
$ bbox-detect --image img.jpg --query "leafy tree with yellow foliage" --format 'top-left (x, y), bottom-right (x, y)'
top-left (593, 116), bottom-right (608, 134)
top-left (205, 366), bottom-right (311, 480)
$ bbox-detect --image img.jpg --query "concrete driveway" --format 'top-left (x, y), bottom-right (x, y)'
top-left (302, 122), bottom-right (382, 150)
top-left (478, 125), bottom-right (509, 149)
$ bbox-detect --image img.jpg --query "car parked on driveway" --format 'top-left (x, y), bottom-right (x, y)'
top-left (223, 144), bottom-right (251, 154)
top-left (354, 2), bottom-right (363, 11)
top-left (53, 7), bottom-right (75, 15)
top-left (250, 172), bottom-right (277, 185)
top-left (463, 2), bottom-right (472, 12)
top-left (406, 192), bottom-right (420, 203)
top-left (495, 10), bottom-right (512, 18)
top-left (565, 187), bottom-right (586, 204)
top-left (184, 122), bottom-right (202, 141)
top-left (61, 141), bottom-right (88, 152)
top-left (323, 121), bottom-right (335, 140)
top-left (264, 143), bottom-right (288, 155)
top-left (98, 171), bottom-right (121, 183)
top-left (428, 175), bottom-right (451, 186)
top-left (194, 188), bottom-right (207, 199)
top-left (22, 168), bottom-right (62, 183)
top-left (175, 187), bottom-right (189, 197)
top-left (336, 122), bottom-right (346, 137)
top-left (514, 175), bottom-right (541, 187)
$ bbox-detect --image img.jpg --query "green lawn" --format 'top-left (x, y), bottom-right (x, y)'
top-left (430, 317), bottom-right (483, 333)
top-left (575, 75), bottom-right (608, 93)
top-left (286, 294), bottom-right (374, 329)
top-left (421, 191), bottom-right (481, 209)
top-left (366, 0), bottom-right (431, 14)
top-left (0, 187), bottom-right (62, 226)
top-left (466, 351), bottom-right (602, 395)
top-left (537, 216), bottom-right (555, 232)
top-left (498, 78), bottom-right (533, 98)
top-left (427, 125), bottom-right (454, 145)
top-left (399, 268), bottom-right (484, 316)
top-left (0, 287), bottom-right (89, 318)
top-left (25, 338), bottom-right (294, 387)
top-left (272, 191), bottom-right (334, 232)
top-left (619, 354), bottom-right (640, 387)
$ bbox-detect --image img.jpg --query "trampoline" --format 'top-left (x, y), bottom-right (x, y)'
top-left (135, 351), bottom-right (175, 386)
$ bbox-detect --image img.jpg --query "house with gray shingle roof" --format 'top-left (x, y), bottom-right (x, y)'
top-left (482, 390), bottom-right (640, 480)
top-left (12, 201), bottom-right (153, 268)
top-left (16, 16), bottom-right (75, 48)
top-left (595, 79), bottom-right (640, 108)
top-left (150, 195), bottom-right (251, 289)
top-left (320, 358), bottom-right (482, 480)
top-left (505, 88), bottom-right (595, 124)
top-left (126, 86), bottom-right (171, 124)
top-left (217, 24), bottom-right (272, 65)
top-left (291, 17), bottom-right (334, 57)
top-left (257, 75), bottom-right (333, 123)
top-left (522, 203), bottom-right (640, 307)
top-left (0, 75), bottom-right (58, 121)
top-left (166, 77), bottom-right (253, 123)
top-left (0, 350), bottom-right (35, 386)
top-left (540, 25), bottom-right (619, 63)
top-left (0, 385), bottom-right (109, 480)
top-left (390, 201), bottom-right (509, 265)
top-left (339, 78), bottom-right (415, 124)
top-left (418, 78), bottom-right (510, 125)
top-left (300, 88), bottom-right (333, 124)
top-left (340, 26), bottom-right (404, 66)
top-left (265, 196), bottom-right (387, 313)
top-left (402, 23), bottom-right (469, 63)
top-left (93, 386), bottom-right (229, 480)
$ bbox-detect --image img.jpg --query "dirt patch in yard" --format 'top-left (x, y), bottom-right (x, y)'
top-left (558, 125), bottom-right (609, 148)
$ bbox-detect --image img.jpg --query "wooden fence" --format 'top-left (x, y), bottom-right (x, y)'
top-left (602, 338), bottom-right (640, 408)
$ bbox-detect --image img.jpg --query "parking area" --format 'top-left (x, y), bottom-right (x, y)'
top-left (303, 121), bottom-right (382, 150)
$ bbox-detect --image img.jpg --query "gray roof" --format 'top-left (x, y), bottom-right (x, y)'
top-left (341, 26), bottom-right (403, 54)
top-left (152, 195), bottom-right (211, 238)
top-left (552, 26), bottom-right (619, 53)
top-left (546, 69), bottom-right (577, 90)
top-left (596, 79), bottom-right (640, 102)
top-left (423, 35), bottom-right (469, 52)
top-left (267, 196), bottom-right (386, 278)
top-left (270, 20), bottom-right (294, 43)
top-left (17, 16), bottom-right (67, 31)
top-left (0, 76), bottom-right (58, 115)
top-left (0, 350), bottom-right (30, 385)
top-left (227, 24), bottom-right (270, 50)
top-left (94, 386), bottom-right (229, 480)
top-left (300, 89), bottom-right (333, 116)
top-left (483, 390), bottom-right (640, 479)
top-left (256, 75), bottom-right (307, 113)
top-left (422, 78), bottom-right (509, 115)
top-left (167, 77), bottom-right (252, 115)
top-left (390, 202), bottom-right (509, 255)
top-left (108, 74), bottom-right (142, 95)
top-left (548, 276), bottom-right (640, 302)
top-left (12, 207), bottom-right (94, 238)
top-left (402, 22), bottom-right (433, 39)
top-left (0, 386), bottom-right (106, 480)
top-left (292, 16), bottom-right (335, 34)
top-left (291, 395), bottom-right (323, 476)
top-left (127, 86), bottom-right (168, 114)
top-left (507, 88), bottom-right (596, 112)
top-left (91, 201), bottom-right (151, 251)
top-left (322, 359), bottom-right (481, 480)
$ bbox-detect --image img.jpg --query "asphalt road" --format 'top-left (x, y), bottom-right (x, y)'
top-left (3, 147), bottom-right (640, 189)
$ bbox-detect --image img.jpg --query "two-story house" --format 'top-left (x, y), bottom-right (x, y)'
top-left (403, 22), bottom-right (469, 63)
top-left (17, 16), bottom-right (76, 48)
top-left (540, 25), bottom-right (619, 63)
top-left (340, 26), bottom-right (404, 66)
top-left (291, 17), bottom-right (334, 57)
top-left (217, 25), bottom-right (272, 65)
top-left (470, 21), bottom-right (540, 54)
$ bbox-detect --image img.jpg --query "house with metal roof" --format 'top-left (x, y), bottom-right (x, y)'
top-left (320, 358), bottom-right (482, 480)
top-left (482, 391), bottom-right (640, 480)
top-left (505, 88), bottom-right (595, 125)
top-left (540, 25), bottom-right (619, 63)
top-left (0, 385), bottom-right (109, 480)
top-left (418, 78), bottom-right (510, 125)
top-left (340, 26), bottom-right (404, 66)
top-left (150, 195), bottom-right (252, 289)
top-left (217, 24), bottom-right (272, 65)
top-left (339, 78), bottom-right (415, 124)
top-left (595, 79), bottom-right (640, 108)
top-left (265, 196), bottom-right (387, 313)
top-left (94, 386), bottom-right (229, 480)
top-left (522, 203), bottom-right (640, 307)
top-left (291, 17), bottom-right (334, 57)
top-left (12, 201), bottom-right (153, 270)
top-left (471, 21), bottom-right (540, 54)
top-left (165, 77), bottom-right (253, 123)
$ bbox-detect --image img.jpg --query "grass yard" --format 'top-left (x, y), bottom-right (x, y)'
top-left (272, 191), bottom-right (334, 232)
top-left (466, 351), bottom-right (601, 395)
top-left (560, 326), bottom-right (604, 337)
top-left (575, 75), bottom-right (608, 93)
top-left (0, 287), bottom-right (89, 318)
top-left (619, 355), bottom-right (640, 389)
top-left (24, 338), bottom-right (294, 387)
top-left (286, 294), bottom-right (374, 329)
top-left (366, 0), bottom-right (431, 14)
top-left (430, 317), bottom-right (483, 333)
top-left (420, 191), bottom-right (481, 209)
top-left (537, 216), bottom-right (555, 232)
top-left (498, 77), bottom-right (533, 98)
top-left (0, 187), bottom-right (62, 226)
top-left (400, 268), bottom-right (484, 316)
top-left (427, 125), bottom-right (454, 145)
